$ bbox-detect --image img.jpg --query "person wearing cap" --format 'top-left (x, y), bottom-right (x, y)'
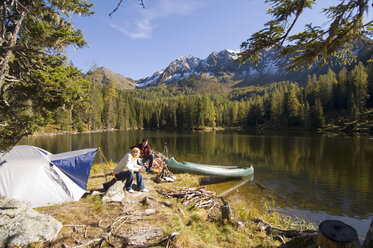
top-left (133, 138), bottom-right (156, 174)
top-left (103, 148), bottom-right (148, 193)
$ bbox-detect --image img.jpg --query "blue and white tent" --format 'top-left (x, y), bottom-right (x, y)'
top-left (0, 145), bottom-right (98, 207)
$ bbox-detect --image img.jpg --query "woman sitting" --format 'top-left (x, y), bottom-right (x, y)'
top-left (103, 148), bottom-right (148, 193)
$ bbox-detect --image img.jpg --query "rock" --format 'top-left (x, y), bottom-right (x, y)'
top-left (140, 196), bottom-right (152, 207)
top-left (127, 227), bottom-right (163, 245)
top-left (161, 201), bottom-right (173, 207)
top-left (0, 196), bottom-right (63, 247)
top-left (145, 209), bottom-right (156, 215)
top-left (102, 181), bottom-right (125, 203)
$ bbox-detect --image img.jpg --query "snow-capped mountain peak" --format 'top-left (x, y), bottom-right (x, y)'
top-left (136, 48), bottom-right (286, 88)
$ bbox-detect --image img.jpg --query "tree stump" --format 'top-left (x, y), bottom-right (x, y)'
top-left (221, 203), bottom-right (233, 222)
top-left (316, 220), bottom-right (361, 248)
top-left (362, 218), bottom-right (373, 248)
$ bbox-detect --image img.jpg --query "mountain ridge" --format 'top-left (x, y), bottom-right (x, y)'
top-left (135, 47), bottom-right (372, 90)
top-left (84, 67), bottom-right (136, 90)
top-left (84, 47), bottom-right (372, 91)
top-left (136, 49), bottom-right (290, 88)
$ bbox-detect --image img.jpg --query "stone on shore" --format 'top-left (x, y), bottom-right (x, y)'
top-left (126, 227), bottom-right (163, 246)
top-left (0, 196), bottom-right (63, 247)
top-left (102, 181), bottom-right (125, 202)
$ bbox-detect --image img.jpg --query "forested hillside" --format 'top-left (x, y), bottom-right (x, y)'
top-left (85, 67), bottom-right (136, 90)
top-left (43, 62), bottom-right (373, 134)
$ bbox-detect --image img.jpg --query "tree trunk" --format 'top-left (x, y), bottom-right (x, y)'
top-left (0, 9), bottom-right (26, 115)
top-left (363, 218), bottom-right (373, 248)
top-left (0, 10), bottom-right (25, 88)
top-left (316, 220), bottom-right (361, 248)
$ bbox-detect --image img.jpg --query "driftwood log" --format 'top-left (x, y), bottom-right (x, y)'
top-left (253, 218), bottom-right (317, 238)
top-left (363, 218), bottom-right (373, 248)
top-left (316, 220), bottom-right (361, 248)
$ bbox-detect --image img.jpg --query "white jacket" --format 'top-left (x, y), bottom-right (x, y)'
top-left (113, 152), bottom-right (142, 174)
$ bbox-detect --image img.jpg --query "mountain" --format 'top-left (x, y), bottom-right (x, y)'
top-left (136, 49), bottom-right (291, 89)
top-left (85, 67), bottom-right (136, 90)
top-left (136, 47), bottom-right (372, 89)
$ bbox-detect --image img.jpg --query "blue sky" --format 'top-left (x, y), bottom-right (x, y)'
top-left (66, 0), bottom-right (335, 80)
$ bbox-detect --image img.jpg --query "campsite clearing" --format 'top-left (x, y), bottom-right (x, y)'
top-left (33, 162), bottom-right (317, 248)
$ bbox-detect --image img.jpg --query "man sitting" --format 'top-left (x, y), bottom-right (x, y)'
top-left (133, 138), bottom-right (156, 174)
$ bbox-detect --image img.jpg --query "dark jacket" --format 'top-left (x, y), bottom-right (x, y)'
top-left (134, 144), bottom-right (151, 158)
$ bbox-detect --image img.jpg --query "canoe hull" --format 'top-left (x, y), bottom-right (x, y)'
top-left (166, 157), bottom-right (254, 178)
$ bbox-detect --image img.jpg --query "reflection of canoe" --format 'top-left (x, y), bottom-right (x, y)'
top-left (166, 157), bottom-right (254, 178)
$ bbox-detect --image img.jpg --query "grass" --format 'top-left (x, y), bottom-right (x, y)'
top-left (35, 163), bottom-right (317, 248)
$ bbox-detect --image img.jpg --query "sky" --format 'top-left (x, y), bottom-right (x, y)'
top-left (65, 0), bottom-right (338, 80)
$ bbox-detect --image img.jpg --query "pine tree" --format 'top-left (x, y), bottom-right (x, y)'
top-left (350, 62), bottom-right (368, 111)
top-left (102, 80), bottom-right (118, 129)
top-left (0, 0), bottom-right (93, 148)
top-left (305, 74), bottom-right (320, 106)
top-left (309, 99), bottom-right (325, 128)
top-left (231, 102), bottom-right (239, 126)
top-left (336, 67), bottom-right (348, 109)
top-left (238, 1), bottom-right (373, 71)
top-left (367, 64), bottom-right (373, 107)
top-left (284, 84), bottom-right (302, 126)
top-left (319, 69), bottom-right (337, 111)
top-left (247, 97), bottom-right (264, 127)
top-left (270, 88), bottom-right (284, 123)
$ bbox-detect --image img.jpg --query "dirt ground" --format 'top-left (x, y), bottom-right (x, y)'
top-left (38, 172), bottom-right (180, 247)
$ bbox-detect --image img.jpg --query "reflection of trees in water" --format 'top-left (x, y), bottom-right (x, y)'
top-left (21, 131), bottom-right (373, 217)
top-left (167, 132), bottom-right (373, 218)
top-left (172, 133), bottom-right (372, 199)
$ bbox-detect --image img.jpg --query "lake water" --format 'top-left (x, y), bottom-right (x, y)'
top-left (20, 130), bottom-right (373, 240)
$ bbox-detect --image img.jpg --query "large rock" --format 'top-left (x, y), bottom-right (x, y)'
top-left (102, 181), bottom-right (125, 202)
top-left (0, 196), bottom-right (63, 247)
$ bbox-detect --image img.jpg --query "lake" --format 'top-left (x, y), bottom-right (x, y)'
top-left (20, 130), bottom-right (373, 240)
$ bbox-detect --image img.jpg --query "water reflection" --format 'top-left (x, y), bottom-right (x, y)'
top-left (20, 130), bottom-right (373, 221)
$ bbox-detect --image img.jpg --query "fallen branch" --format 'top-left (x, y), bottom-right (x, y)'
top-left (159, 186), bottom-right (221, 211)
top-left (71, 215), bottom-right (143, 248)
top-left (178, 207), bottom-right (185, 216)
top-left (73, 235), bottom-right (109, 248)
top-left (253, 218), bottom-right (317, 238)
top-left (113, 216), bottom-right (131, 235)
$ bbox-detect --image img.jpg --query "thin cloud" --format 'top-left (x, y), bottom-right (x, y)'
top-left (109, 0), bottom-right (202, 39)
top-left (109, 22), bottom-right (151, 39)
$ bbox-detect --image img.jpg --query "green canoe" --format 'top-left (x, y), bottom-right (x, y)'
top-left (166, 157), bottom-right (254, 178)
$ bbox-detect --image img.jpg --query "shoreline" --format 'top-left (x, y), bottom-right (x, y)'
top-left (30, 125), bottom-right (373, 138)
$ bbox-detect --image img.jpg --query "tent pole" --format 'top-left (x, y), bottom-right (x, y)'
top-left (98, 148), bottom-right (107, 182)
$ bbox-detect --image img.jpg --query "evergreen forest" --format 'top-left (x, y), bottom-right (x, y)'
top-left (45, 62), bottom-right (373, 134)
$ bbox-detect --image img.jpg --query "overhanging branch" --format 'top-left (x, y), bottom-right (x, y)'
top-left (109, 0), bottom-right (145, 18)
